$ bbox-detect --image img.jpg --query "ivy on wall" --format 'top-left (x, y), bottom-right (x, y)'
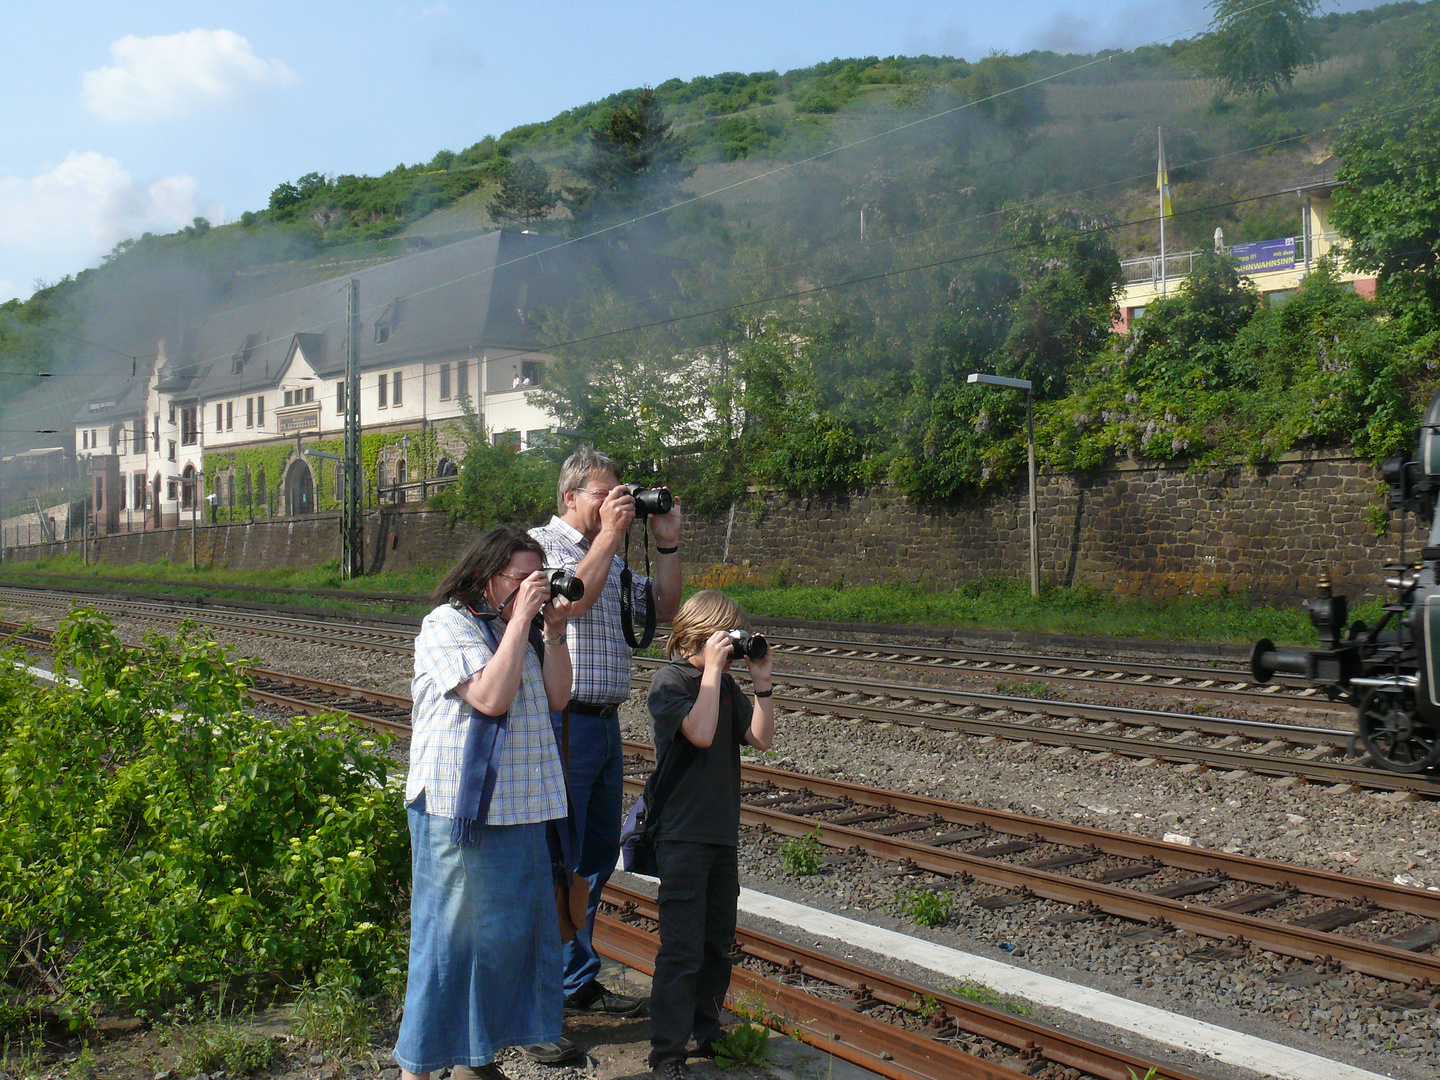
top-left (203, 426), bottom-right (459, 522)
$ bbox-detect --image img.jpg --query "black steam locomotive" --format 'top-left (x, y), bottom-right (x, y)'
top-left (1251, 390), bottom-right (1440, 774)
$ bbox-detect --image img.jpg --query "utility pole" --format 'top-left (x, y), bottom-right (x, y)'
top-left (342, 278), bottom-right (364, 578)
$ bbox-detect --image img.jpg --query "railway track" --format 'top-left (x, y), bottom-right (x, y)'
top-left (0, 582), bottom-right (1340, 708)
top-left (10, 621), bottom-right (1434, 998)
top-left (0, 592), bottom-right (1425, 792)
top-left (621, 743), bottom-right (1440, 992)
top-left (593, 880), bottom-right (1215, 1080)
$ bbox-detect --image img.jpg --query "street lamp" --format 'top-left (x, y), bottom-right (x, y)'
top-left (967, 373), bottom-right (1039, 598)
top-left (167, 470), bottom-right (204, 572)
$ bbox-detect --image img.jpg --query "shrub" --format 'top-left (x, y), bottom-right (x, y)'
top-left (0, 610), bottom-right (410, 1024)
top-left (897, 887), bottom-right (952, 927)
top-left (714, 1022), bottom-right (770, 1068)
top-left (778, 830), bottom-right (823, 876)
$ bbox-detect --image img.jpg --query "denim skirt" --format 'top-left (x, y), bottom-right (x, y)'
top-left (393, 798), bottom-right (563, 1074)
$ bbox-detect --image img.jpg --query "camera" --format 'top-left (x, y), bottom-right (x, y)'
top-left (622, 483), bottom-right (673, 519)
top-left (543, 567), bottom-right (585, 602)
top-left (726, 629), bottom-right (768, 660)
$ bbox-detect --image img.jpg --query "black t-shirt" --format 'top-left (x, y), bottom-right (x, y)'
top-left (646, 660), bottom-right (754, 846)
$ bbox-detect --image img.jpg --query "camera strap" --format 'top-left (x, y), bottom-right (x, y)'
top-left (620, 528), bottom-right (657, 650)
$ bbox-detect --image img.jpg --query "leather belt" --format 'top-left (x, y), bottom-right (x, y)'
top-left (568, 700), bottom-right (620, 718)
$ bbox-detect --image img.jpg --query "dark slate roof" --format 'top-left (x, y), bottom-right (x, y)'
top-left (73, 359), bottom-right (156, 424)
top-left (158, 230), bottom-right (683, 401)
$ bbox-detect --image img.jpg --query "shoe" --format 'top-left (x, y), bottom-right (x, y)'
top-left (520, 1037), bottom-right (579, 1064)
top-left (564, 983), bottom-right (648, 1017)
top-left (650, 1058), bottom-right (690, 1080)
top-left (690, 1040), bottom-right (716, 1059)
top-left (452, 1065), bottom-right (509, 1080)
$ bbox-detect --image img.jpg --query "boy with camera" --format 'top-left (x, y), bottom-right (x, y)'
top-left (644, 590), bottom-right (775, 1080)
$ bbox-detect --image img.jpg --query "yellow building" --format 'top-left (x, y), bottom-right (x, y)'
top-left (1115, 159), bottom-right (1376, 333)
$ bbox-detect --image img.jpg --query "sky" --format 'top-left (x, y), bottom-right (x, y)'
top-left (0, 0), bottom-right (1391, 304)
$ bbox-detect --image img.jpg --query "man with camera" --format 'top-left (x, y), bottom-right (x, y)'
top-left (527, 447), bottom-right (681, 1039)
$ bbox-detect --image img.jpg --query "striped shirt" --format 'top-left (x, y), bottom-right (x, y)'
top-left (530, 515), bottom-right (651, 706)
top-left (407, 603), bottom-right (568, 824)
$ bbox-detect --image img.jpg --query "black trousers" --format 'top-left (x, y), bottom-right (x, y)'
top-left (649, 840), bottom-right (739, 1065)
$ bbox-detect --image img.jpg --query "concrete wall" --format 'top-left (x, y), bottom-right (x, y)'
top-left (0, 449), bottom-right (1396, 603)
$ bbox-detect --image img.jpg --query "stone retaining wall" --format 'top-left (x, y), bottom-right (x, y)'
top-left (0, 451), bottom-right (1394, 603)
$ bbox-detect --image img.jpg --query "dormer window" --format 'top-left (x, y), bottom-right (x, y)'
top-left (375, 325), bottom-right (390, 344)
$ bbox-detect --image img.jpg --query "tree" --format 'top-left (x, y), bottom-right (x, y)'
top-left (1202, 0), bottom-right (1319, 96)
top-left (1331, 36), bottom-right (1440, 329)
top-left (562, 88), bottom-right (689, 233)
top-left (486, 158), bottom-right (558, 227)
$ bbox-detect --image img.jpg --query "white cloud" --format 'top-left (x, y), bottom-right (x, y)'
top-left (0, 152), bottom-right (200, 289)
top-left (81, 29), bottom-right (295, 124)
top-left (415, 3), bottom-right (454, 18)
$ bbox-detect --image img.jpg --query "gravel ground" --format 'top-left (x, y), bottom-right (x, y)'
top-left (9, 596), bottom-right (1440, 1078)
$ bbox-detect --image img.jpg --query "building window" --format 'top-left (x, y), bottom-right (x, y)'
top-left (375, 325), bottom-right (390, 344)
top-left (153, 414), bottom-right (160, 451)
top-left (336, 381), bottom-right (346, 414)
top-left (526, 428), bottom-right (549, 449)
top-left (133, 419), bottom-right (144, 454)
top-left (256, 469), bottom-right (267, 503)
top-left (377, 374), bottom-right (388, 409)
top-left (226, 401), bottom-right (233, 431)
top-left (118, 479), bottom-right (126, 511)
top-left (457, 359), bottom-right (468, 399)
top-left (180, 406), bottom-right (198, 446)
top-left (396, 459), bottom-right (408, 504)
top-left (492, 430), bottom-right (521, 451)
top-left (439, 363), bottom-right (451, 400)
top-left (82, 430), bottom-right (88, 450)
top-left (94, 477), bottom-right (104, 512)
top-left (246, 398), bottom-right (254, 428)
top-left (377, 461), bottom-right (387, 492)
top-left (257, 396), bottom-right (265, 425)
top-left (392, 371), bottom-right (402, 407)
top-left (522, 360), bottom-right (543, 386)
top-left (181, 466), bottom-right (195, 510)
top-left (168, 404), bottom-right (176, 424)
top-left (216, 403), bottom-right (224, 431)
top-left (283, 390), bottom-right (293, 407)
top-left (133, 473), bottom-right (146, 510)
top-left (167, 480), bottom-right (178, 501)
top-left (168, 439), bottom-right (177, 462)
top-left (305, 386), bottom-right (314, 403)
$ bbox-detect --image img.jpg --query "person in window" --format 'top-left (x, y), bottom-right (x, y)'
top-left (645, 590), bottom-right (775, 1080)
top-left (512, 374), bottom-right (523, 389)
top-left (394, 527), bottom-right (575, 1080)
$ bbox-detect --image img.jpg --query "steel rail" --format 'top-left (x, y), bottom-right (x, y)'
top-left (596, 880), bottom-right (1215, 1080)
top-left (0, 609), bottom-right (1420, 791)
top-left (770, 634), bottom-right (1348, 710)
top-left (625, 741), bottom-right (1440, 921)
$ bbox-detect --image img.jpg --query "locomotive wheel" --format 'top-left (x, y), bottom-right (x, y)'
top-left (1358, 689), bottom-right (1440, 773)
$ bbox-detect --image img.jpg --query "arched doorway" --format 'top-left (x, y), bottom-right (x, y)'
top-left (284, 459), bottom-right (315, 516)
top-left (437, 458), bottom-right (458, 478)
top-left (395, 458), bottom-right (408, 505)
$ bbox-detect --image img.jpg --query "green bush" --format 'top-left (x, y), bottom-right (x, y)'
top-left (0, 610), bottom-right (409, 1025)
top-left (897, 887), bottom-right (952, 927)
top-left (714, 1022), bottom-right (770, 1068)
top-left (778, 829), bottom-right (823, 876)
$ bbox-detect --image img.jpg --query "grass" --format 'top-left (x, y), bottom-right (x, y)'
top-left (948, 981), bottom-right (1034, 1016)
top-left (721, 578), bottom-right (1372, 647)
top-left (897, 887), bottom-right (952, 928)
top-left (0, 555), bottom-right (1381, 647)
top-left (713, 1022), bottom-right (770, 1069)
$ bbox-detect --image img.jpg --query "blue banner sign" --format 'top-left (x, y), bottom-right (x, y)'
top-left (1232, 236), bottom-right (1297, 274)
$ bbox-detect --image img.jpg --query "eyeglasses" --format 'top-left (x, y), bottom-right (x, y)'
top-left (572, 487), bottom-right (612, 500)
top-left (494, 570), bottom-right (532, 582)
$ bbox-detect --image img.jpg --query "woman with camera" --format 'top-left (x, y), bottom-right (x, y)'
top-left (394, 527), bottom-right (575, 1080)
top-left (644, 590), bottom-right (776, 1080)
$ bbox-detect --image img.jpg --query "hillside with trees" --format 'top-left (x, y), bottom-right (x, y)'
top-left (3, 0), bottom-right (1439, 521)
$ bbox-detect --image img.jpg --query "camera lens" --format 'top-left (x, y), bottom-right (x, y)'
top-left (726, 629), bottom-right (768, 660)
top-left (624, 483), bottom-right (673, 518)
top-left (545, 568), bottom-right (585, 602)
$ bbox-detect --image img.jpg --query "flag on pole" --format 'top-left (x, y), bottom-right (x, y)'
top-left (1157, 128), bottom-right (1173, 219)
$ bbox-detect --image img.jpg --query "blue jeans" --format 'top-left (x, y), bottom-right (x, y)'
top-left (563, 711), bottom-right (624, 999)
